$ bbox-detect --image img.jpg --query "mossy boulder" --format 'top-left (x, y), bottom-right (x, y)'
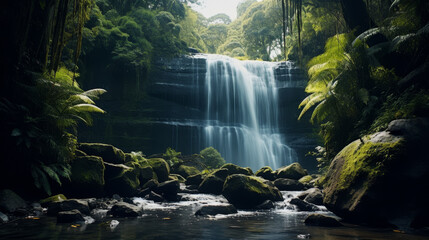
top-left (273, 178), bottom-right (305, 191)
top-left (276, 162), bottom-right (308, 180)
top-left (68, 156), bottom-right (105, 197)
top-left (78, 143), bottom-right (125, 164)
top-left (198, 175), bottom-right (225, 195)
top-left (323, 119), bottom-right (429, 228)
top-left (298, 175), bottom-right (313, 184)
top-left (255, 166), bottom-right (276, 181)
top-left (221, 163), bottom-right (253, 176)
top-left (175, 165), bottom-right (200, 178)
top-left (211, 168), bottom-right (229, 181)
top-left (105, 169), bottom-right (140, 197)
top-left (169, 174), bottom-right (186, 183)
top-left (222, 174), bottom-right (283, 209)
top-left (104, 162), bottom-right (131, 181)
top-left (125, 160), bottom-right (157, 186)
top-left (185, 173), bottom-right (205, 186)
top-left (147, 158), bottom-right (170, 182)
top-left (40, 194), bottom-right (67, 207)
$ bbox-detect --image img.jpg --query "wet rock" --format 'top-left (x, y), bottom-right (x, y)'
top-left (0, 189), bottom-right (27, 213)
top-left (0, 211), bottom-right (8, 223)
top-left (57, 209), bottom-right (85, 223)
top-left (222, 174), bottom-right (283, 209)
top-left (221, 163), bottom-right (253, 176)
top-left (297, 234), bottom-right (311, 239)
top-left (68, 155), bottom-right (105, 197)
top-left (91, 209), bottom-right (109, 221)
top-left (211, 168), bottom-right (229, 181)
top-left (40, 194), bottom-right (67, 207)
top-left (78, 143), bottom-right (125, 164)
top-left (304, 214), bottom-right (342, 227)
top-left (47, 199), bottom-right (90, 216)
top-left (255, 200), bottom-right (275, 210)
top-left (104, 162), bottom-right (131, 181)
top-left (110, 202), bottom-right (142, 217)
top-left (169, 174), bottom-right (186, 183)
top-left (298, 175), bottom-right (313, 185)
top-left (198, 175), bottom-right (225, 195)
top-left (290, 198), bottom-right (318, 212)
top-left (273, 178), bottom-right (305, 191)
top-left (255, 166), bottom-right (276, 181)
top-left (276, 163), bottom-right (308, 180)
top-left (147, 191), bottom-right (164, 202)
top-left (105, 167), bottom-right (140, 197)
top-left (185, 174), bottom-right (205, 186)
top-left (195, 204), bottom-right (237, 216)
top-left (155, 180), bottom-right (180, 196)
top-left (304, 189), bottom-right (323, 206)
top-left (136, 188), bottom-right (151, 198)
top-left (147, 158), bottom-right (170, 182)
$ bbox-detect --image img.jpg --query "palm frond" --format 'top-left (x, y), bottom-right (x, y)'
top-left (68, 104), bottom-right (106, 113)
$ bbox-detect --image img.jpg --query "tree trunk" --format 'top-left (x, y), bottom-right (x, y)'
top-left (339, 0), bottom-right (374, 35)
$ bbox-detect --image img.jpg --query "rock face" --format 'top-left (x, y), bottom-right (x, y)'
top-left (78, 143), bottom-right (125, 164)
top-left (195, 205), bottom-right (237, 216)
top-left (222, 174), bottom-right (283, 209)
top-left (68, 156), bottom-right (105, 197)
top-left (276, 163), bottom-right (308, 180)
top-left (0, 189), bottom-right (27, 213)
top-left (323, 118), bottom-right (429, 228)
top-left (304, 214), bottom-right (342, 227)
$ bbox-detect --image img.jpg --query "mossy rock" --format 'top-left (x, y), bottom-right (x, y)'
top-left (40, 194), bottom-right (67, 207)
top-left (276, 163), bottom-right (308, 180)
top-left (78, 143), bottom-right (125, 164)
top-left (104, 162), bottom-right (131, 181)
top-left (175, 165), bottom-right (200, 178)
top-left (169, 174), bottom-right (186, 183)
top-left (299, 175), bottom-right (313, 184)
top-left (210, 168), bottom-right (229, 181)
top-left (185, 173), bottom-right (205, 186)
top-left (255, 166), bottom-right (276, 181)
top-left (68, 156), bottom-right (105, 197)
top-left (221, 163), bottom-right (253, 176)
top-left (198, 175), bottom-right (225, 195)
top-left (125, 160), bottom-right (157, 186)
top-left (147, 158), bottom-right (170, 182)
top-left (105, 169), bottom-right (140, 197)
top-left (222, 174), bottom-right (283, 209)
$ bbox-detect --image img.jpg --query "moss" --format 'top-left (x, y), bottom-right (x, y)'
top-left (299, 175), bottom-right (313, 184)
top-left (69, 156), bottom-right (105, 197)
top-left (221, 163), bottom-right (253, 176)
top-left (105, 168), bottom-right (140, 197)
top-left (175, 165), bottom-right (200, 178)
top-left (40, 194), bottom-right (67, 205)
top-left (169, 174), bottom-right (186, 183)
top-left (147, 158), bottom-right (170, 182)
top-left (78, 143), bottom-right (125, 164)
top-left (255, 166), bottom-right (276, 180)
top-left (333, 138), bottom-right (405, 191)
top-left (276, 162), bottom-right (308, 180)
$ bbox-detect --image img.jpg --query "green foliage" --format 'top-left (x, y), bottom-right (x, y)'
top-left (199, 147), bottom-right (225, 169)
top-left (163, 147), bottom-right (183, 168)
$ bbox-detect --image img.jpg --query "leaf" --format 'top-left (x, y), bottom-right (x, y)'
top-left (390, 0), bottom-right (402, 10)
top-left (81, 89), bottom-right (107, 99)
top-left (68, 104), bottom-right (105, 113)
top-left (41, 165), bottom-right (62, 186)
top-left (69, 94), bottom-right (95, 104)
top-left (353, 28), bottom-right (380, 46)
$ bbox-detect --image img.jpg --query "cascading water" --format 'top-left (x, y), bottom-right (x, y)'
top-left (201, 55), bottom-right (296, 170)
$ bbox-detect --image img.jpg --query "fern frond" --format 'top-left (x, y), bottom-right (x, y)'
top-left (68, 104), bottom-right (105, 113)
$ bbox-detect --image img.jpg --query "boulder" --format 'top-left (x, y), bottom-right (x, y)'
top-left (68, 156), bottom-right (105, 197)
top-left (0, 211), bottom-right (8, 223)
top-left (323, 119), bottom-right (429, 228)
top-left (211, 168), bottom-right (229, 181)
top-left (195, 204), bottom-right (237, 216)
top-left (0, 189), bottom-right (27, 213)
top-left (138, 165), bottom-right (157, 185)
top-left (274, 178), bottom-right (305, 191)
top-left (298, 175), bottom-right (313, 184)
top-left (290, 198), bottom-right (318, 212)
top-left (255, 166), bottom-right (276, 181)
top-left (175, 165), bottom-right (200, 178)
top-left (221, 163), bottom-right (253, 176)
top-left (304, 189), bottom-right (323, 206)
top-left (57, 209), bottom-right (85, 223)
top-left (186, 174), bottom-right (205, 186)
top-left (104, 162), bottom-right (131, 180)
top-left (40, 194), bottom-right (67, 207)
top-left (147, 158), bottom-right (170, 182)
top-left (47, 199), bottom-right (90, 216)
top-left (276, 163), bottom-right (308, 180)
top-left (105, 168), bottom-right (140, 197)
top-left (222, 174), bottom-right (283, 209)
top-left (198, 175), bottom-right (225, 195)
top-left (304, 214), bottom-right (342, 227)
top-left (78, 143), bottom-right (125, 164)
top-left (110, 202), bottom-right (142, 217)
top-left (155, 180), bottom-right (180, 196)
top-left (143, 179), bottom-right (159, 190)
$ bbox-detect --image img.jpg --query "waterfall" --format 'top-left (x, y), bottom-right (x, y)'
top-left (200, 55), bottom-right (296, 170)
